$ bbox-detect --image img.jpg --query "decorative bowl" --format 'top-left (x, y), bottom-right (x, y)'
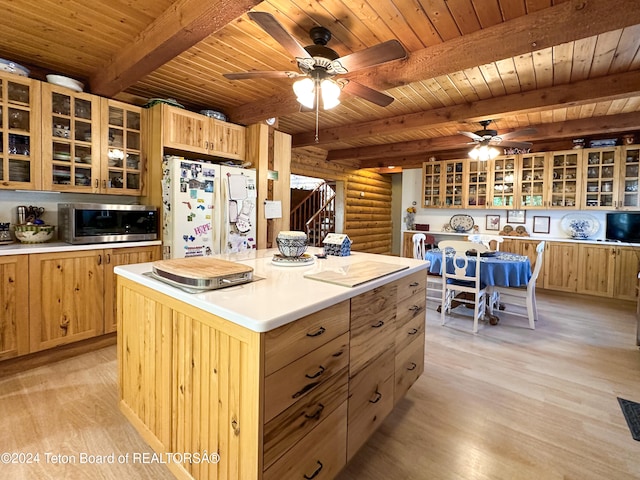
top-left (200, 110), bottom-right (227, 121)
top-left (46, 74), bottom-right (84, 92)
top-left (560, 213), bottom-right (599, 239)
top-left (276, 231), bottom-right (307, 257)
top-left (14, 224), bottom-right (55, 243)
top-left (0, 58), bottom-right (29, 77)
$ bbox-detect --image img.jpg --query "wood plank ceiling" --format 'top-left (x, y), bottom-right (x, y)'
top-left (1, 0), bottom-right (639, 169)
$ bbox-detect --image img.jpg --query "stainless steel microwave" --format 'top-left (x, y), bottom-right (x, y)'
top-left (58, 203), bottom-right (159, 244)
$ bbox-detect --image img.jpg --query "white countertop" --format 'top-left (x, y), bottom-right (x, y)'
top-left (115, 247), bottom-right (429, 333)
top-left (0, 240), bottom-right (161, 256)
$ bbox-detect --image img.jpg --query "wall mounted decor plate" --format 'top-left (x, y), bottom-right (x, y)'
top-left (561, 213), bottom-right (600, 239)
top-left (449, 214), bottom-right (474, 232)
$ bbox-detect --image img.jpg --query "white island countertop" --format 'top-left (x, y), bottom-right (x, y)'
top-left (115, 247), bottom-right (429, 333)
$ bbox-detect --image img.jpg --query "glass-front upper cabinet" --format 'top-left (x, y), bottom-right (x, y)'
top-left (101, 99), bottom-right (143, 195)
top-left (518, 153), bottom-right (547, 209)
top-left (0, 73), bottom-right (41, 189)
top-left (441, 159), bottom-right (465, 208)
top-left (489, 155), bottom-right (517, 208)
top-left (581, 147), bottom-right (618, 210)
top-left (549, 150), bottom-right (581, 209)
top-left (41, 83), bottom-right (100, 192)
top-left (422, 161), bottom-right (442, 207)
top-left (465, 159), bottom-right (489, 208)
top-left (619, 145), bottom-right (640, 209)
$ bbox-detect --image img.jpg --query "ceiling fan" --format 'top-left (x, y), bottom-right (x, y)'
top-left (224, 11), bottom-right (407, 109)
top-left (458, 120), bottom-right (535, 149)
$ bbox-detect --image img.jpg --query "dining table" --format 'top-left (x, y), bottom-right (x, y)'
top-left (424, 248), bottom-right (532, 324)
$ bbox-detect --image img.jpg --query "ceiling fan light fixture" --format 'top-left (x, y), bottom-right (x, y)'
top-left (320, 78), bottom-right (340, 109)
top-left (469, 144), bottom-right (500, 161)
top-left (293, 77), bottom-right (315, 109)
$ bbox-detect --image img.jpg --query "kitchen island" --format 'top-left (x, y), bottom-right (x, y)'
top-left (115, 248), bottom-right (428, 480)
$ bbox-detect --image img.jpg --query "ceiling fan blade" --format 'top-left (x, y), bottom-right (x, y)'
top-left (247, 12), bottom-right (312, 60)
top-left (458, 131), bottom-right (483, 141)
top-left (493, 140), bottom-right (533, 148)
top-left (499, 128), bottom-right (537, 140)
top-left (342, 81), bottom-right (395, 107)
top-left (223, 71), bottom-right (302, 80)
top-left (335, 40), bottom-right (406, 72)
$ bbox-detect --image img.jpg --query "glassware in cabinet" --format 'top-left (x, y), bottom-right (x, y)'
top-left (42, 84), bottom-right (100, 191)
top-left (549, 150), bottom-right (580, 208)
top-left (519, 153), bottom-right (547, 208)
top-left (465, 160), bottom-right (488, 208)
top-left (620, 145), bottom-right (640, 209)
top-left (442, 159), bottom-right (465, 208)
top-left (581, 147), bottom-right (618, 209)
top-left (422, 162), bottom-right (442, 207)
top-left (0, 74), bottom-right (41, 189)
top-left (102, 100), bottom-right (143, 194)
top-left (489, 156), bottom-right (517, 208)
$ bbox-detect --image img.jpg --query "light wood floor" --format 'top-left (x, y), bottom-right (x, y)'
top-left (1, 291), bottom-right (638, 480)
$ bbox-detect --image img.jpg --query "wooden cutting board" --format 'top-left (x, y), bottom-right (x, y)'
top-left (152, 257), bottom-right (253, 280)
top-left (304, 261), bottom-right (408, 287)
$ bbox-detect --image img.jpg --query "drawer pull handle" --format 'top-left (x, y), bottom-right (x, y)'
top-left (304, 403), bottom-right (325, 420)
top-left (306, 326), bottom-right (326, 337)
top-left (304, 460), bottom-right (323, 479)
top-left (408, 328), bottom-right (418, 335)
top-left (369, 389), bottom-right (382, 404)
top-left (371, 320), bottom-right (384, 328)
top-left (407, 362), bottom-right (417, 371)
top-left (409, 282), bottom-right (419, 287)
top-left (305, 365), bottom-right (325, 379)
top-left (409, 305), bottom-right (421, 312)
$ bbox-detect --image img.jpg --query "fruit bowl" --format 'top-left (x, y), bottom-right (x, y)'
top-left (14, 224), bottom-right (55, 243)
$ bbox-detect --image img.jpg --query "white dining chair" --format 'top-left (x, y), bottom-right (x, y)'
top-left (412, 233), bottom-right (426, 260)
top-left (468, 234), bottom-right (504, 251)
top-left (414, 233), bottom-right (442, 305)
top-left (488, 241), bottom-right (545, 329)
top-left (439, 240), bottom-right (489, 334)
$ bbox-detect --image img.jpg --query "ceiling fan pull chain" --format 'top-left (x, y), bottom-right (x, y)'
top-left (315, 83), bottom-right (320, 143)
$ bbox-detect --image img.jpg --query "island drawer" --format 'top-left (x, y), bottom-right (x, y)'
top-left (396, 270), bottom-right (426, 302)
top-left (347, 348), bottom-right (394, 460)
top-left (396, 307), bottom-right (425, 353)
top-left (350, 283), bottom-right (396, 377)
top-left (264, 300), bottom-right (349, 376)
top-left (394, 332), bottom-right (425, 403)
top-left (263, 401), bottom-right (347, 480)
top-left (263, 368), bottom-right (348, 469)
top-left (396, 292), bottom-right (426, 331)
top-left (264, 332), bottom-right (349, 422)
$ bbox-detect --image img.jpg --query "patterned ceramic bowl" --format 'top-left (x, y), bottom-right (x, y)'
top-left (14, 224), bottom-right (55, 243)
top-left (276, 231), bottom-right (307, 257)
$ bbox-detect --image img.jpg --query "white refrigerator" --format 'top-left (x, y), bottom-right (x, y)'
top-left (161, 155), bottom-right (257, 259)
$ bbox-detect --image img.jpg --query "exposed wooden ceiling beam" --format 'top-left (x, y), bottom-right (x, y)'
top-left (90, 0), bottom-right (261, 97)
top-left (228, 0), bottom-right (640, 125)
top-left (292, 71), bottom-right (640, 148)
top-left (329, 112), bottom-right (640, 163)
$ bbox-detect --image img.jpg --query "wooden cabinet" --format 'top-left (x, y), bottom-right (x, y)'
top-left (100, 99), bottom-right (145, 194)
top-left (488, 155), bottom-right (518, 208)
top-left (0, 73), bottom-right (41, 190)
top-left (422, 161), bottom-right (442, 207)
top-left (543, 242), bottom-right (578, 292)
top-left (29, 250), bottom-right (105, 352)
top-left (162, 105), bottom-right (246, 160)
top-left (618, 146), bottom-right (640, 209)
top-left (577, 243), bottom-right (615, 297)
top-left (549, 150), bottom-right (581, 208)
top-left (0, 255), bottom-right (29, 360)
top-left (613, 247), bottom-right (640, 301)
top-left (103, 245), bottom-right (160, 333)
top-left (422, 159), bottom-right (464, 208)
top-left (581, 147), bottom-right (619, 210)
top-left (465, 159), bottom-right (489, 208)
top-left (518, 153), bottom-right (548, 209)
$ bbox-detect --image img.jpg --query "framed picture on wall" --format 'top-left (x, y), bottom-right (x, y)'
top-left (507, 210), bottom-right (526, 224)
top-left (486, 214), bottom-right (500, 231)
top-left (533, 216), bottom-right (551, 234)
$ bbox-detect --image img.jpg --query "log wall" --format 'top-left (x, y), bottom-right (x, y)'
top-left (291, 147), bottom-right (392, 255)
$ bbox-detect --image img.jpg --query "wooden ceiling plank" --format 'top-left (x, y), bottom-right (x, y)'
top-left (512, 52), bottom-right (536, 91)
top-left (329, 111), bottom-right (640, 162)
top-left (469, 0), bottom-right (503, 28)
top-left (447, 70), bottom-right (481, 103)
top-left (391, 0), bottom-right (443, 48)
top-left (90, 0), bottom-right (262, 97)
top-left (570, 36), bottom-right (597, 82)
top-left (609, 24), bottom-right (640, 73)
top-left (418, 0), bottom-right (462, 41)
top-left (532, 47), bottom-right (554, 88)
top-left (589, 30), bottom-right (622, 77)
top-left (462, 67), bottom-right (493, 100)
top-left (478, 63), bottom-right (507, 97)
top-left (499, 0), bottom-right (527, 20)
top-left (291, 70), bottom-right (640, 147)
top-left (445, 0), bottom-right (482, 35)
top-left (494, 58), bottom-right (522, 94)
top-left (525, 0), bottom-right (553, 13)
top-left (363, 0), bottom-right (425, 51)
top-left (552, 42), bottom-right (574, 85)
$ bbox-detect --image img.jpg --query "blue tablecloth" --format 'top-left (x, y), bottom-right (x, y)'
top-left (425, 249), bottom-right (532, 288)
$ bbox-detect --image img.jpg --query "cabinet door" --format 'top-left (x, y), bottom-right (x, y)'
top-left (0, 255), bottom-right (29, 360)
top-left (0, 74), bottom-right (41, 190)
top-left (210, 120), bottom-right (246, 160)
top-left (618, 146), bottom-right (640, 210)
top-left (519, 153), bottom-right (547, 208)
top-left (441, 159), bottom-right (465, 207)
top-left (29, 250), bottom-right (104, 352)
top-left (41, 84), bottom-right (101, 192)
top-left (162, 105), bottom-right (208, 154)
top-left (549, 150), bottom-right (581, 208)
top-left (543, 242), bottom-right (578, 292)
top-left (488, 156), bottom-right (517, 208)
top-left (101, 99), bottom-right (145, 195)
top-left (614, 247), bottom-right (640, 301)
top-left (465, 159), bottom-right (489, 208)
top-left (582, 147), bottom-right (619, 210)
top-left (104, 245), bottom-right (160, 334)
top-left (577, 244), bottom-right (615, 297)
top-left (422, 162), bottom-right (442, 207)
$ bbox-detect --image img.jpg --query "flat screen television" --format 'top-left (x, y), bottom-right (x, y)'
top-left (606, 213), bottom-right (640, 243)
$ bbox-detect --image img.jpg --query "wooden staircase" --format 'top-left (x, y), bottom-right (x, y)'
top-left (290, 182), bottom-right (336, 246)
